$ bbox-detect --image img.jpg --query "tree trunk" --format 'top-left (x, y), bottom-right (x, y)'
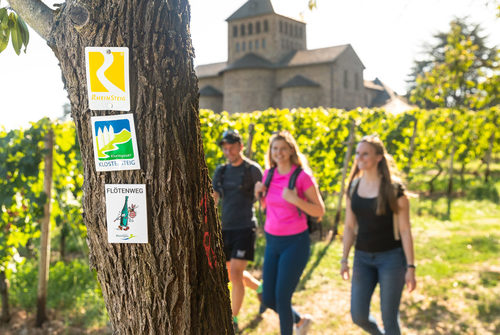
top-left (0, 270), bottom-right (9, 323)
top-left (460, 162), bottom-right (466, 191)
top-left (37, 1), bottom-right (232, 333)
top-left (404, 115), bottom-right (418, 177)
top-left (36, 128), bottom-right (54, 327)
top-left (331, 119), bottom-right (355, 242)
top-left (245, 123), bottom-right (255, 159)
top-left (428, 163), bottom-right (443, 195)
top-left (447, 123), bottom-right (456, 219)
top-left (484, 129), bottom-right (495, 182)
top-left (60, 220), bottom-right (67, 261)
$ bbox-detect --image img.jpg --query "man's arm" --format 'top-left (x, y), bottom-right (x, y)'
top-left (251, 164), bottom-right (264, 202)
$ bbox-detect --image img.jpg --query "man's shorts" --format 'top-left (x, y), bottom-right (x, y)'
top-left (222, 227), bottom-right (256, 262)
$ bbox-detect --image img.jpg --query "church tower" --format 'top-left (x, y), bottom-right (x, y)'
top-left (226, 0), bottom-right (307, 63)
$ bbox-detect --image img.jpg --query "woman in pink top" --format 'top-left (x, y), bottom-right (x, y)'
top-left (254, 131), bottom-right (325, 335)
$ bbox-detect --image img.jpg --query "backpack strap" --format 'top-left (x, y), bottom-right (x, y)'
top-left (240, 160), bottom-right (254, 198)
top-left (288, 167), bottom-right (304, 217)
top-left (288, 167), bottom-right (303, 190)
top-left (216, 164), bottom-right (227, 198)
top-left (264, 167), bottom-right (276, 188)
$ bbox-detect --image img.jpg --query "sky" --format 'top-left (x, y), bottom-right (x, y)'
top-left (0, 0), bottom-right (498, 130)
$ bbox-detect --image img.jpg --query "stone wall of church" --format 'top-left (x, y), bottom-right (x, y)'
top-left (223, 68), bottom-right (275, 113)
top-left (276, 64), bottom-right (331, 107)
top-left (280, 86), bottom-right (321, 109)
top-left (199, 96), bottom-right (223, 113)
top-left (228, 14), bottom-right (306, 64)
top-left (331, 48), bottom-right (366, 109)
top-left (198, 76), bottom-right (224, 112)
top-left (228, 14), bottom-right (277, 63)
top-left (198, 76), bottom-right (224, 93)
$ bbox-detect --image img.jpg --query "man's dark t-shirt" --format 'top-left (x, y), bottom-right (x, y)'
top-left (212, 158), bottom-right (263, 231)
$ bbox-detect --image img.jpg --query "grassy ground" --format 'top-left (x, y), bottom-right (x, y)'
top-left (2, 188), bottom-right (498, 334)
top-left (235, 197), bottom-right (500, 335)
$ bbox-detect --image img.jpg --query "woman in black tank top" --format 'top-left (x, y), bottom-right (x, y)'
top-left (340, 135), bottom-right (416, 335)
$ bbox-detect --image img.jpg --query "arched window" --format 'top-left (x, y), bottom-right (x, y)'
top-left (263, 20), bottom-right (268, 32)
top-left (248, 23), bottom-right (253, 35)
top-left (249, 40), bottom-right (253, 50)
top-left (242, 41), bottom-right (246, 51)
top-left (236, 42), bottom-right (240, 52)
top-left (240, 24), bottom-right (245, 36)
top-left (233, 26), bottom-right (238, 38)
top-left (255, 39), bottom-right (259, 49)
top-left (256, 21), bottom-right (261, 34)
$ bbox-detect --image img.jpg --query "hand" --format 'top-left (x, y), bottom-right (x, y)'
top-left (254, 181), bottom-right (267, 199)
top-left (340, 262), bottom-right (350, 281)
top-left (405, 268), bottom-right (417, 292)
top-left (282, 187), bottom-right (299, 205)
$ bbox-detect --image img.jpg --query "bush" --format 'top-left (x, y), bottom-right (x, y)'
top-left (8, 258), bottom-right (108, 327)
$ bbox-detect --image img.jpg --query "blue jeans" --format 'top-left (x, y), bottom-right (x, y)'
top-left (351, 247), bottom-right (407, 335)
top-left (262, 230), bottom-right (310, 335)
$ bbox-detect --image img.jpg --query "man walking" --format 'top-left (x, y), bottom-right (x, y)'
top-left (212, 130), bottom-right (263, 333)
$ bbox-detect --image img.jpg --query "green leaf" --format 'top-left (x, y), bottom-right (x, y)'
top-left (16, 15), bottom-right (29, 52)
top-left (0, 8), bottom-right (8, 29)
top-left (9, 15), bottom-right (21, 55)
top-left (0, 29), bottom-right (8, 53)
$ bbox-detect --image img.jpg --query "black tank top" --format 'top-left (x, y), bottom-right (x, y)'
top-left (351, 182), bottom-right (404, 252)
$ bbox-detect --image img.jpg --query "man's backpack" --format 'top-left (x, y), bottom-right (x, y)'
top-left (264, 167), bottom-right (321, 233)
top-left (215, 160), bottom-right (255, 199)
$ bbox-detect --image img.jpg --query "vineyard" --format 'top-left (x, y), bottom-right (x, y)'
top-left (0, 107), bottom-right (499, 332)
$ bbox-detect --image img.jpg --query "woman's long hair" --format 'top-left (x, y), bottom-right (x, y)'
top-left (347, 134), bottom-right (401, 215)
top-left (265, 131), bottom-right (311, 173)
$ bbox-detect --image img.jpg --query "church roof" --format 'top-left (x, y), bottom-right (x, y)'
top-left (224, 52), bottom-right (274, 71)
top-left (226, 0), bottom-right (275, 21)
top-left (195, 62), bottom-right (227, 78)
top-left (364, 77), bottom-right (414, 112)
top-left (195, 44), bottom-right (365, 77)
top-left (279, 75), bottom-right (320, 89)
top-left (364, 80), bottom-right (385, 91)
top-left (199, 85), bottom-right (223, 97)
top-left (278, 45), bottom-right (352, 67)
top-left (367, 77), bottom-right (395, 106)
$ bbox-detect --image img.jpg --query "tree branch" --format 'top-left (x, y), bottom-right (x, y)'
top-left (7, 0), bottom-right (55, 41)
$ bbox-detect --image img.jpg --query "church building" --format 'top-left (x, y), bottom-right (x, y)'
top-left (196, 0), bottom-right (407, 114)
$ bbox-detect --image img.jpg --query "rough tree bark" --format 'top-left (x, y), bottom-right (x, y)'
top-left (9, 0), bottom-right (233, 333)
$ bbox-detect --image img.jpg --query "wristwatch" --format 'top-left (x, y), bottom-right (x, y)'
top-left (407, 264), bottom-right (416, 269)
